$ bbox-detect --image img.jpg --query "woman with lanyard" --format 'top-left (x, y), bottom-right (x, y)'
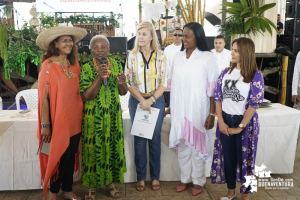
top-left (125, 21), bottom-right (167, 192)
top-left (166, 22), bottom-right (218, 196)
top-left (210, 37), bottom-right (264, 200)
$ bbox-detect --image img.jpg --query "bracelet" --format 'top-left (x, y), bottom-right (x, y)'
top-left (138, 97), bottom-right (144, 102)
top-left (209, 113), bottom-right (216, 117)
top-left (151, 94), bottom-right (157, 101)
top-left (41, 122), bottom-right (51, 128)
top-left (150, 95), bottom-right (156, 104)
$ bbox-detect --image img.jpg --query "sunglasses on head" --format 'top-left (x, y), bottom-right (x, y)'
top-left (173, 34), bottom-right (183, 37)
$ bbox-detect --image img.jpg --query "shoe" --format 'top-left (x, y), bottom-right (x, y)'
top-left (151, 179), bottom-right (160, 191)
top-left (176, 182), bottom-right (188, 192)
top-left (62, 192), bottom-right (82, 200)
top-left (191, 187), bottom-right (203, 196)
top-left (220, 193), bottom-right (236, 200)
top-left (106, 183), bottom-right (121, 198)
top-left (85, 188), bottom-right (95, 200)
top-left (136, 180), bottom-right (145, 192)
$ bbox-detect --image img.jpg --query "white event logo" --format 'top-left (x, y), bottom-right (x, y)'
top-left (243, 164), bottom-right (294, 191)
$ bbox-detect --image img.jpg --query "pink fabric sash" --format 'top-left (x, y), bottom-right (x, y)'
top-left (206, 81), bottom-right (217, 97)
top-left (182, 117), bottom-right (207, 154)
top-left (165, 79), bottom-right (172, 92)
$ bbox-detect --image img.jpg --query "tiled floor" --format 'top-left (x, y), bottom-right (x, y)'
top-left (1, 143), bottom-right (300, 200)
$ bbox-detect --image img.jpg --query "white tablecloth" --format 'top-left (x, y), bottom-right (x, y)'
top-left (0, 110), bottom-right (40, 190)
top-left (0, 103), bottom-right (299, 190)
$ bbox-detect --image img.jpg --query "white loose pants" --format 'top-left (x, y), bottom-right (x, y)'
top-left (177, 139), bottom-right (206, 186)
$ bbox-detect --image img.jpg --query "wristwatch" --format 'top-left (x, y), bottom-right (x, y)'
top-left (238, 123), bottom-right (245, 129)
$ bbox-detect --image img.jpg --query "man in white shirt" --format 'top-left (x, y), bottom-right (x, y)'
top-left (292, 52), bottom-right (300, 109)
top-left (164, 28), bottom-right (183, 107)
top-left (211, 35), bottom-right (232, 74)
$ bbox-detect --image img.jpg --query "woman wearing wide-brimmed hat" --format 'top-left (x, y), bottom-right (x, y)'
top-left (36, 26), bottom-right (87, 200)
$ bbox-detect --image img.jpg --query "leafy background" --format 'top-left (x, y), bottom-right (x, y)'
top-left (0, 9), bottom-right (124, 80)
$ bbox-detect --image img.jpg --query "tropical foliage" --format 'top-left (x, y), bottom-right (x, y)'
top-left (0, 7), bottom-right (123, 79)
top-left (40, 12), bottom-right (123, 28)
top-left (219, 0), bottom-right (277, 39)
top-left (0, 23), bottom-right (43, 79)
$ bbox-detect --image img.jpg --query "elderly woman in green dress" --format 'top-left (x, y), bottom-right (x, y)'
top-left (80, 35), bottom-right (127, 199)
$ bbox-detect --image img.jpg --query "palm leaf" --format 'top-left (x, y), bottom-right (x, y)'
top-left (261, 18), bottom-right (272, 35)
top-left (263, 17), bottom-right (278, 34)
top-left (240, 7), bottom-right (253, 18)
top-left (228, 8), bottom-right (244, 15)
top-left (259, 19), bottom-right (266, 32)
top-left (240, 0), bottom-right (249, 7)
top-left (244, 18), bottom-right (253, 33)
top-left (258, 3), bottom-right (276, 15)
top-left (218, 9), bottom-right (236, 15)
top-left (222, 2), bottom-right (244, 10)
top-left (253, 17), bottom-right (260, 31)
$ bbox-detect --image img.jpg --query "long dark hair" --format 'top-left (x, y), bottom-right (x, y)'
top-left (180, 22), bottom-right (210, 52)
top-left (41, 35), bottom-right (78, 65)
top-left (230, 37), bottom-right (257, 83)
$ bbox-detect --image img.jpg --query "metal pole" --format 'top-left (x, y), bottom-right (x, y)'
top-left (120, 3), bottom-right (123, 36)
top-left (222, 0), bottom-right (226, 23)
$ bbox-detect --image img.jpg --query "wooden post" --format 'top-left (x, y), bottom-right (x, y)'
top-left (281, 56), bottom-right (289, 105)
top-left (5, 2), bottom-right (14, 27)
top-left (139, 0), bottom-right (142, 23)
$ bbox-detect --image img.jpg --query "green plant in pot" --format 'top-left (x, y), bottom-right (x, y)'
top-left (219, 0), bottom-right (277, 41)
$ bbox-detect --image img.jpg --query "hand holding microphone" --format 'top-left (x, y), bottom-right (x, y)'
top-left (99, 57), bottom-right (108, 90)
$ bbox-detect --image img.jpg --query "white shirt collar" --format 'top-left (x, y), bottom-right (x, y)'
top-left (171, 43), bottom-right (182, 48)
top-left (213, 48), bottom-right (229, 55)
top-left (180, 48), bottom-right (203, 57)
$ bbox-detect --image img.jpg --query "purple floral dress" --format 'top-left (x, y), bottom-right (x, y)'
top-left (210, 68), bottom-right (264, 193)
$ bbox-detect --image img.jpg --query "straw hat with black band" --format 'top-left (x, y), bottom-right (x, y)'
top-left (36, 26), bottom-right (87, 50)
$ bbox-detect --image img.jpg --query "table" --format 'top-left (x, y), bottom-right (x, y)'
top-left (1, 103), bottom-right (299, 190)
top-left (0, 110), bottom-right (40, 190)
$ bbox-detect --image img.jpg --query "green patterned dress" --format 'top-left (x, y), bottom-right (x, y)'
top-left (80, 59), bottom-right (127, 188)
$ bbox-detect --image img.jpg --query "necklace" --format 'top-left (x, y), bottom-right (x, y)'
top-left (93, 58), bottom-right (112, 77)
top-left (60, 58), bottom-right (74, 78)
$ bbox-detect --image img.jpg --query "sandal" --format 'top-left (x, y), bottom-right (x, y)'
top-left (136, 180), bottom-right (145, 191)
top-left (85, 188), bottom-right (95, 200)
top-left (151, 179), bottom-right (160, 191)
top-left (62, 192), bottom-right (82, 200)
top-left (106, 183), bottom-right (120, 198)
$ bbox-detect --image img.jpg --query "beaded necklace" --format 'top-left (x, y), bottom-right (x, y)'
top-left (60, 58), bottom-right (74, 78)
top-left (93, 58), bottom-right (112, 77)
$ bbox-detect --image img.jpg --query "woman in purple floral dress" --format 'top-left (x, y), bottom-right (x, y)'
top-left (210, 37), bottom-right (264, 200)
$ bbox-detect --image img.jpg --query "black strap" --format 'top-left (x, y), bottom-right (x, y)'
top-left (140, 50), bottom-right (155, 93)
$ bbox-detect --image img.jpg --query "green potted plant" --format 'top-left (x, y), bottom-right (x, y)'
top-left (219, 0), bottom-right (278, 53)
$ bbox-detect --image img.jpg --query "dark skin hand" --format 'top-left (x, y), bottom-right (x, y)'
top-left (82, 64), bottom-right (128, 101)
top-left (117, 73), bottom-right (128, 96)
top-left (292, 95), bottom-right (299, 104)
top-left (204, 97), bottom-right (215, 130)
top-left (204, 115), bottom-right (215, 130)
top-left (82, 63), bottom-right (108, 101)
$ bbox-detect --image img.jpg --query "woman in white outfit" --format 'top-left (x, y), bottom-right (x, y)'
top-left (165, 22), bottom-right (219, 196)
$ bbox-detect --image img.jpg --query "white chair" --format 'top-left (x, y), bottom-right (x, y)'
top-left (119, 92), bottom-right (130, 111)
top-left (15, 89), bottom-right (38, 110)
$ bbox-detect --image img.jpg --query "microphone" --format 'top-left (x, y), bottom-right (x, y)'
top-left (100, 57), bottom-right (108, 90)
